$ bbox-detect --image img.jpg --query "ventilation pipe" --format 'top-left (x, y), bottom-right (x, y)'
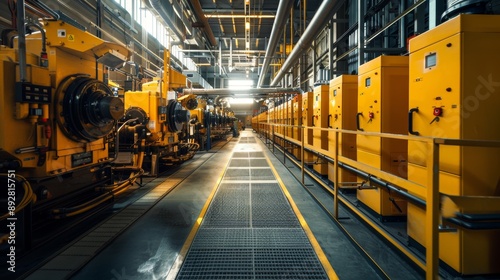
top-left (442, 0), bottom-right (500, 22)
top-left (270, 0), bottom-right (339, 87)
top-left (257, 0), bottom-right (294, 87)
top-left (190, 0), bottom-right (218, 47)
top-left (182, 87), bottom-right (302, 97)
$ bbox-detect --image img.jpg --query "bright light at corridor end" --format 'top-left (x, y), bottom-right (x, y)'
top-left (228, 79), bottom-right (253, 90)
top-left (228, 98), bottom-right (254, 105)
top-left (227, 80), bottom-right (254, 105)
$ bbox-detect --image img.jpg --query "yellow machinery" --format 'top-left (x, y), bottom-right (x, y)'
top-left (407, 14), bottom-right (500, 275)
top-left (277, 102), bottom-right (285, 146)
top-left (301, 91), bottom-right (314, 164)
top-left (356, 56), bottom-right (408, 220)
top-left (269, 106), bottom-right (275, 138)
top-left (179, 94), bottom-right (204, 139)
top-left (183, 96), bottom-right (208, 146)
top-left (120, 50), bottom-right (193, 175)
top-left (291, 94), bottom-right (302, 159)
top-left (251, 115), bottom-right (258, 131)
top-left (257, 111), bottom-right (268, 137)
top-left (286, 99), bottom-right (293, 138)
top-left (327, 75), bottom-right (358, 184)
top-left (312, 84), bottom-right (329, 175)
top-left (0, 19), bottom-right (128, 209)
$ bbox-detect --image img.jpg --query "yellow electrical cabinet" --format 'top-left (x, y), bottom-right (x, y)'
top-left (258, 111), bottom-right (268, 137)
top-left (286, 99), bottom-right (293, 138)
top-left (356, 56), bottom-right (409, 219)
top-left (312, 84), bottom-right (329, 175)
top-left (269, 107), bottom-right (275, 137)
top-left (301, 92), bottom-right (314, 164)
top-left (276, 103), bottom-right (283, 146)
top-left (327, 75), bottom-right (358, 184)
top-left (291, 95), bottom-right (302, 159)
top-left (407, 14), bottom-right (500, 275)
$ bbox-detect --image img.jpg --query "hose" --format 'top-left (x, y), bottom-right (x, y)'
top-left (52, 165), bottom-right (144, 218)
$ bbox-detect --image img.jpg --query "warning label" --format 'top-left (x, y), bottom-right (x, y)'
top-left (68, 34), bottom-right (75, 42)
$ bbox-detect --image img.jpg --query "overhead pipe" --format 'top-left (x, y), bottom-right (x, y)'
top-left (189, 0), bottom-right (218, 47)
top-left (149, 0), bottom-right (186, 41)
top-left (257, 0), bottom-right (294, 87)
top-left (181, 87), bottom-right (303, 96)
top-left (270, 0), bottom-right (340, 87)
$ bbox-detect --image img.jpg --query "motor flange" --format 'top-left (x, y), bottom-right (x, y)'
top-left (56, 75), bottom-right (124, 142)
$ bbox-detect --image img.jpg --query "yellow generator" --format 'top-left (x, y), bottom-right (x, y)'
top-left (312, 84), bottom-right (329, 175)
top-left (407, 14), bottom-right (500, 275)
top-left (327, 75), bottom-right (358, 185)
top-left (119, 51), bottom-right (193, 175)
top-left (0, 20), bottom-right (128, 213)
top-left (301, 91), bottom-right (315, 164)
top-left (291, 94), bottom-right (302, 159)
top-left (356, 56), bottom-right (408, 220)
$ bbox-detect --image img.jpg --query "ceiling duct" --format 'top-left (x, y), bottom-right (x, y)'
top-left (257, 0), bottom-right (294, 87)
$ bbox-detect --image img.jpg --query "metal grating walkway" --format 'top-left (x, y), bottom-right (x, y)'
top-left (176, 137), bottom-right (329, 279)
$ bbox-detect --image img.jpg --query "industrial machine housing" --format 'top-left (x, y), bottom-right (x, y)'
top-left (407, 14), bottom-right (500, 275)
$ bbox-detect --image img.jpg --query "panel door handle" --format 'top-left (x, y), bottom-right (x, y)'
top-left (356, 112), bottom-right (364, 131)
top-left (409, 107), bottom-right (419, 136)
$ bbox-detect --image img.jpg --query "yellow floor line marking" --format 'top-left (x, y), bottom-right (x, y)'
top-left (264, 153), bottom-right (339, 280)
top-left (165, 154), bottom-right (230, 280)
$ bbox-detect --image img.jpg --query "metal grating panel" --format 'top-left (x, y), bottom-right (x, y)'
top-left (249, 152), bottom-right (264, 157)
top-left (254, 248), bottom-right (327, 279)
top-left (177, 144), bottom-right (328, 279)
top-left (230, 159), bottom-right (250, 167)
top-left (250, 169), bottom-right (274, 180)
top-left (225, 169), bottom-right (251, 180)
top-left (233, 152), bottom-right (250, 158)
top-left (249, 158), bottom-right (268, 167)
top-left (239, 137), bottom-right (257, 144)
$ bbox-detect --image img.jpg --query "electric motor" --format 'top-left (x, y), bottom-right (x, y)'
top-left (185, 98), bottom-right (199, 110)
top-left (121, 107), bottom-right (149, 126)
top-left (167, 99), bottom-right (190, 132)
top-left (55, 75), bottom-right (124, 142)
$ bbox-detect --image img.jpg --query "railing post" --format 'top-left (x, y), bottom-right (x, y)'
top-left (301, 126), bottom-right (305, 184)
top-left (272, 124), bottom-right (275, 153)
top-left (283, 125), bottom-right (286, 164)
top-left (334, 130), bottom-right (339, 220)
top-left (426, 139), bottom-right (440, 280)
